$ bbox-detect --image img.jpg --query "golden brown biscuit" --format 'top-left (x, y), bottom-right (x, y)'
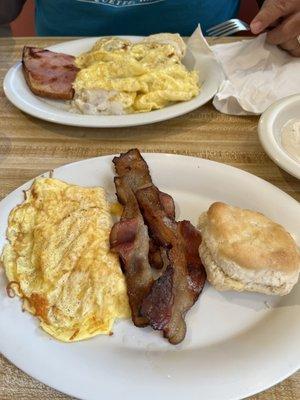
top-left (198, 202), bottom-right (300, 295)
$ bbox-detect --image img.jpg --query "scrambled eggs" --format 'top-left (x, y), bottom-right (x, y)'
top-left (72, 35), bottom-right (200, 114)
top-left (2, 178), bottom-right (130, 342)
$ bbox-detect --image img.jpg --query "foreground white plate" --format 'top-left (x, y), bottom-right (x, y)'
top-left (258, 94), bottom-right (300, 179)
top-left (0, 154), bottom-right (299, 400)
top-left (3, 36), bottom-right (222, 128)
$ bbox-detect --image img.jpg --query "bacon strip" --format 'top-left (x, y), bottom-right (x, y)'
top-left (110, 177), bottom-right (153, 327)
top-left (137, 185), bottom-right (206, 344)
top-left (140, 266), bottom-right (174, 331)
top-left (110, 149), bottom-right (206, 344)
top-left (178, 220), bottom-right (206, 295)
top-left (112, 149), bottom-right (174, 272)
top-left (112, 149), bottom-right (175, 218)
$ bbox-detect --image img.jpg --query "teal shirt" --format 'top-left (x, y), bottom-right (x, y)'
top-left (35, 0), bottom-right (240, 36)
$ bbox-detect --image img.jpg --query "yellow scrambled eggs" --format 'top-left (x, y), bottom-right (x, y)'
top-left (73, 36), bottom-right (200, 113)
top-left (2, 178), bottom-right (130, 342)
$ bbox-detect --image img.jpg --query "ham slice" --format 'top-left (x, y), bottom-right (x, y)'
top-left (22, 46), bottom-right (79, 100)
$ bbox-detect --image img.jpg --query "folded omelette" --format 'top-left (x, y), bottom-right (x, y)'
top-left (2, 178), bottom-right (130, 342)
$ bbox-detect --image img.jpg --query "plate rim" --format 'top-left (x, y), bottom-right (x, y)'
top-left (0, 153), bottom-right (299, 400)
top-left (258, 94), bottom-right (300, 179)
top-left (3, 36), bottom-right (223, 128)
top-left (1, 152), bottom-right (299, 207)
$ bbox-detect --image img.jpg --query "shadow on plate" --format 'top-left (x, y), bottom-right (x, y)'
top-left (208, 285), bottom-right (300, 310)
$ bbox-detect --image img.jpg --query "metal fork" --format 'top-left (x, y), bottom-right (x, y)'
top-left (206, 18), bottom-right (250, 37)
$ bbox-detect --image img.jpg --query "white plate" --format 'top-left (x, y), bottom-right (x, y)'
top-left (258, 94), bottom-right (300, 179)
top-left (0, 154), bottom-right (299, 400)
top-left (3, 36), bottom-right (222, 128)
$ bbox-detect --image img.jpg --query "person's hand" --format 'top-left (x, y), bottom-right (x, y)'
top-left (250, 0), bottom-right (300, 57)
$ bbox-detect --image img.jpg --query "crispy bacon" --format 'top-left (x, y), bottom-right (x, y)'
top-left (178, 220), bottom-right (206, 295)
top-left (137, 185), bottom-right (206, 344)
top-left (112, 149), bottom-right (174, 272)
top-left (112, 149), bottom-right (175, 218)
top-left (112, 148), bottom-right (153, 193)
top-left (110, 177), bottom-right (153, 327)
top-left (148, 239), bottom-right (164, 270)
top-left (140, 266), bottom-right (174, 331)
top-left (110, 149), bottom-right (206, 344)
top-left (158, 192), bottom-right (175, 220)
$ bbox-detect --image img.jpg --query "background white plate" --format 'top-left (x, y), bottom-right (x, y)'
top-left (258, 94), bottom-right (300, 179)
top-left (0, 154), bottom-right (299, 400)
top-left (3, 36), bottom-right (222, 128)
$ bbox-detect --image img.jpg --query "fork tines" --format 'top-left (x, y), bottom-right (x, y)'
top-left (206, 18), bottom-right (250, 37)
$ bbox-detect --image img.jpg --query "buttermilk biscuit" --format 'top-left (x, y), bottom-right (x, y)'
top-left (198, 202), bottom-right (300, 295)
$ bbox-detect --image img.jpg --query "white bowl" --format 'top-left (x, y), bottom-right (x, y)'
top-left (258, 94), bottom-right (300, 179)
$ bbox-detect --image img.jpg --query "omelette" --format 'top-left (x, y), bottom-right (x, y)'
top-left (71, 34), bottom-right (200, 115)
top-left (2, 178), bottom-right (130, 342)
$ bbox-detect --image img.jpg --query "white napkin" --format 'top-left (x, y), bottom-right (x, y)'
top-left (188, 26), bottom-right (300, 116)
top-left (212, 34), bottom-right (300, 115)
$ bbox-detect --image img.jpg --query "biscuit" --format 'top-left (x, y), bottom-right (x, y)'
top-left (198, 202), bottom-right (300, 295)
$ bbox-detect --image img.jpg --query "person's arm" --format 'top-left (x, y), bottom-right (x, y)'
top-left (251, 0), bottom-right (300, 57)
top-left (0, 0), bottom-right (26, 25)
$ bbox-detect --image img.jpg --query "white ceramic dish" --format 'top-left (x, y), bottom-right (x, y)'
top-left (258, 94), bottom-right (300, 179)
top-left (3, 36), bottom-right (222, 128)
top-left (0, 153), bottom-right (300, 400)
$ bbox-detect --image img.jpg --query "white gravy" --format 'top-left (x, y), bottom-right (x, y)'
top-left (281, 119), bottom-right (300, 163)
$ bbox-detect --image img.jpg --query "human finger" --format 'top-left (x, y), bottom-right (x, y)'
top-left (279, 37), bottom-right (299, 51)
top-left (250, 0), bottom-right (293, 34)
top-left (289, 46), bottom-right (300, 57)
top-left (266, 13), bottom-right (300, 45)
